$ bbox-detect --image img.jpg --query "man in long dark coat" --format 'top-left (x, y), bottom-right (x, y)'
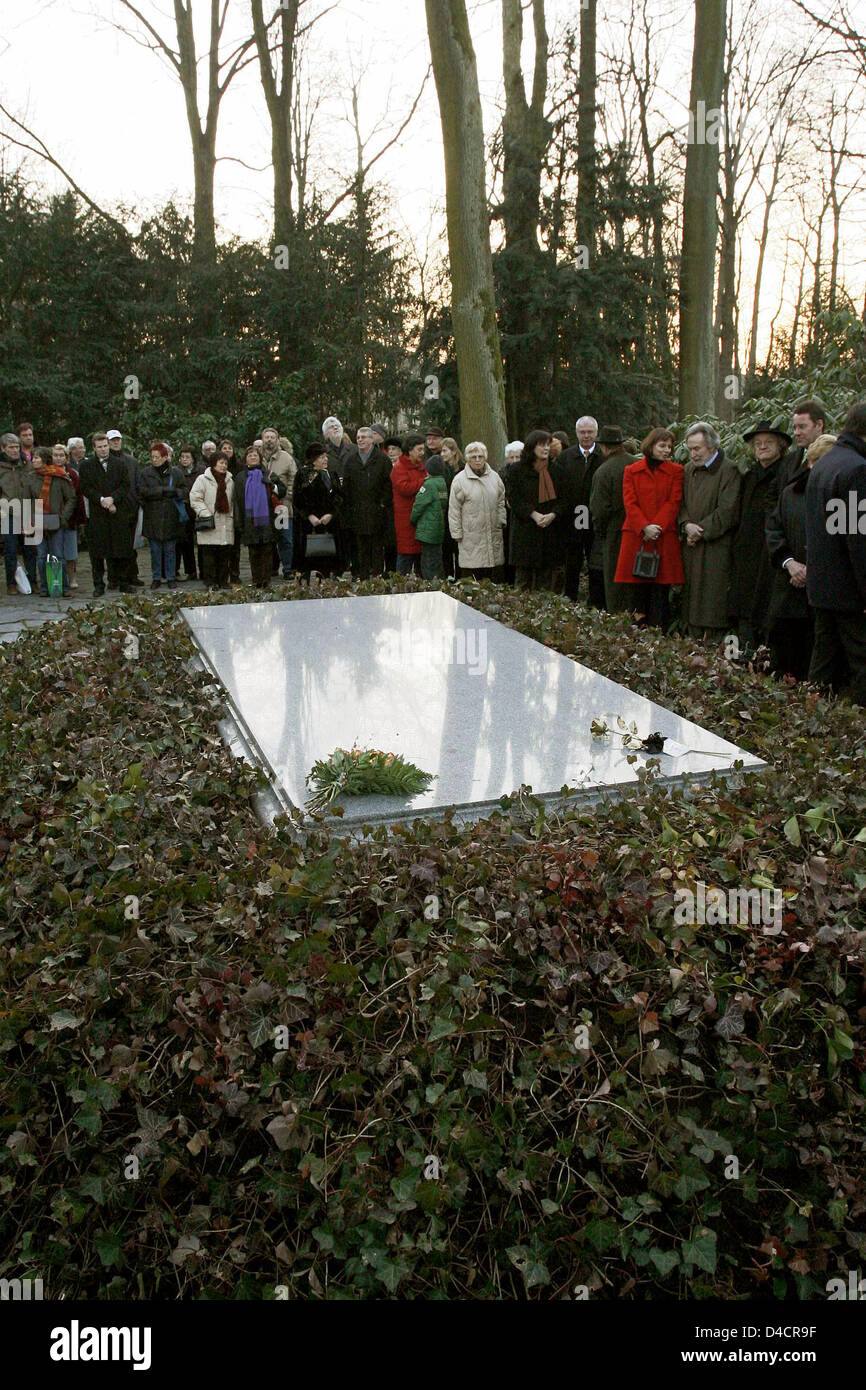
top-left (728, 420), bottom-right (790, 651)
top-left (805, 401), bottom-right (866, 705)
top-left (79, 433), bottom-right (134, 595)
top-left (342, 426), bottom-right (393, 579)
top-left (558, 416), bottom-right (604, 605)
top-left (589, 426), bottom-right (639, 612)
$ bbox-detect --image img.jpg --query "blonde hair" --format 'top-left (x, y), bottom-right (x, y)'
top-left (52, 442), bottom-right (70, 458)
top-left (441, 437), bottom-right (464, 468)
top-left (805, 433), bottom-right (836, 464)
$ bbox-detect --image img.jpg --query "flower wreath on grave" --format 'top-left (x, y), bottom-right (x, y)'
top-left (305, 746), bottom-right (434, 814)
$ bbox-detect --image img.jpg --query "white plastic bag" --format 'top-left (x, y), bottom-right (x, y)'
top-left (14, 562), bottom-right (32, 595)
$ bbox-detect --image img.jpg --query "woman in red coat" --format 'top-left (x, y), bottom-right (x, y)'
top-left (390, 433), bottom-right (428, 575)
top-left (614, 427), bottom-right (684, 629)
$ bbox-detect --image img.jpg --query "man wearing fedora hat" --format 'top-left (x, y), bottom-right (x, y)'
top-left (728, 420), bottom-right (791, 652)
top-left (589, 426), bottom-right (640, 611)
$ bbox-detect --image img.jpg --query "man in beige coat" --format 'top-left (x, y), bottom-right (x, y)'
top-left (678, 422), bottom-right (742, 638)
top-left (448, 441), bottom-right (507, 580)
top-left (261, 426), bottom-right (297, 578)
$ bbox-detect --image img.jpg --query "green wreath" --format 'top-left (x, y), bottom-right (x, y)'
top-left (305, 747), bottom-right (434, 814)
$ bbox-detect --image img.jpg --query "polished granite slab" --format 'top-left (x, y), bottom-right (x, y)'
top-left (182, 591), bottom-right (765, 828)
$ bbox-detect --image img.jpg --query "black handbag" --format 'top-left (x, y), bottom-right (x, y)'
top-left (305, 532), bottom-right (336, 560)
top-left (632, 542), bottom-right (660, 580)
top-left (195, 514), bottom-right (216, 532)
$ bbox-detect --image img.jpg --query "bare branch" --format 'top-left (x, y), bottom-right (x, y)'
top-left (113, 0), bottom-right (181, 72)
top-left (297, 1), bottom-right (339, 36)
top-left (0, 103), bottom-right (129, 237)
top-left (216, 154), bottom-right (272, 171)
top-left (320, 67), bottom-right (432, 222)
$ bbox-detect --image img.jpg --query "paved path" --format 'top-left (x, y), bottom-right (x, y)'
top-left (2, 548), bottom-right (258, 643)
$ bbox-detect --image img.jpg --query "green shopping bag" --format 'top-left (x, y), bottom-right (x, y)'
top-left (46, 554), bottom-right (64, 597)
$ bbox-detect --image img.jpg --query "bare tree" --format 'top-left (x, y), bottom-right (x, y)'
top-left (499, 0), bottom-right (550, 433)
top-left (319, 76), bottom-right (430, 225)
top-left (745, 92), bottom-right (798, 382)
top-left (678, 0), bottom-right (727, 418)
top-left (616, 6), bottom-right (681, 379)
top-left (250, 0), bottom-right (340, 245)
top-left (424, 0), bottom-right (507, 463)
top-left (251, 0), bottom-right (299, 250)
top-left (792, 2), bottom-right (866, 77)
top-left (109, 1), bottom-right (258, 268)
top-left (715, 4), bottom-right (807, 411)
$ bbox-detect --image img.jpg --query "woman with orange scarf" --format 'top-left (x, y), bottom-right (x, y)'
top-left (504, 429), bottom-right (568, 590)
top-left (33, 446), bottom-right (76, 596)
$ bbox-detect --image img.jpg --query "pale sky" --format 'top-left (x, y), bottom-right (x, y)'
top-left (1, 0), bottom-right (864, 356)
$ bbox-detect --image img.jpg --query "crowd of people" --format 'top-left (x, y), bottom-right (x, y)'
top-left (1, 398), bottom-right (864, 703)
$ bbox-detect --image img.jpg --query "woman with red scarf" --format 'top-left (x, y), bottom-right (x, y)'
top-left (614, 427), bottom-right (684, 628)
top-left (189, 452), bottom-right (235, 590)
top-left (59, 442), bottom-right (88, 589)
top-left (504, 429), bottom-right (568, 590)
top-left (33, 446), bottom-right (76, 596)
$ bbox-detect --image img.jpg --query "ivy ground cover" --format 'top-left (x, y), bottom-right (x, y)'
top-left (0, 577), bottom-right (863, 1299)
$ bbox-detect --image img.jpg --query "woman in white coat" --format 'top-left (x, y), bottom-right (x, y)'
top-left (189, 453), bottom-right (235, 590)
top-left (448, 441), bottom-right (507, 580)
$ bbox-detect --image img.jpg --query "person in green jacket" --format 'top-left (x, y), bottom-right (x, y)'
top-left (410, 472), bottom-right (448, 579)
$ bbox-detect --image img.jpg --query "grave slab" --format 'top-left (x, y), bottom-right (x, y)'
top-left (182, 591), bottom-right (766, 829)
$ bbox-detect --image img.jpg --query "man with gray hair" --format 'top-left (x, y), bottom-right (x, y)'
top-left (342, 426), bottom-right (392, 578)
top-left (678, 422), bottom-right (742, 638)
top-left (559, 415), bottom-right (605, 605)
top-left (198, 440), bottom-right (217, 472)
top-left (67, 438), bottom-right (87, 466)
top-left (322, 417), bottom-right (357, 480)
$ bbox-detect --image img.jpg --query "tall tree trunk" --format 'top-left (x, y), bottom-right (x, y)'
top-left (631, 24), bottom-right (672, 380)
top-left (788, 241), bottom-right (807, 372)
top-left (714, 7), bottom-right (738, 418)
top-left (172, 0), bottom-right (218, 269)
top-left (351, 84), bottom-right (367, 425)
top-left (678, 0), bottom-right (727, 418)
top-left (763, 241), bottom-right (789, 373)
top-left (715, 154), bottom-right (738, 417)
top-left (807, 208), bottom-right (825, 361)
top-left (251, 0), bottom-right (297, 250)
top-left (425, 0), bottom-right (507, 465)
top-left (548, 129), bottom-right (568, 406)
top-left (746, 159), bottom-right (781, 382)
top-left (576, 0), bottom-right (597, 257)
top-left (500, 0), bottom-right (550, 436)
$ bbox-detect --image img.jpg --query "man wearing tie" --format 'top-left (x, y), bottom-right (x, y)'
top-left (79, 432), bottom-right (135, 595)
top-left (558, 415), bottom-right (606, 606)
